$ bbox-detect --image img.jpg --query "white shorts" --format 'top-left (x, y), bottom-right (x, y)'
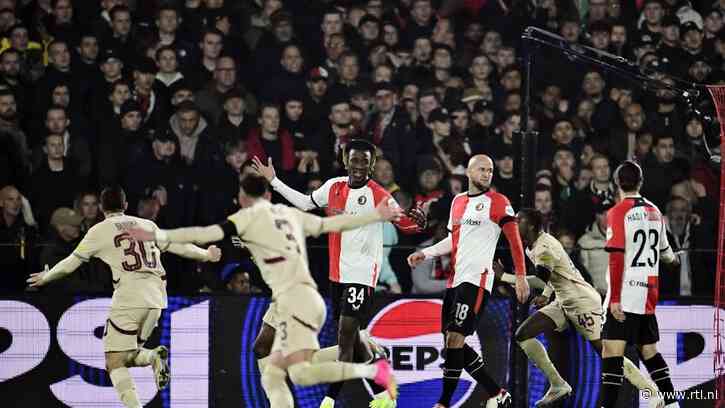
top-left (104, 308), bottom-right (162, 352)
top-left (539, 299), bottom-right (603, 341)
top-left (271, 285), bottom-right (326, 357)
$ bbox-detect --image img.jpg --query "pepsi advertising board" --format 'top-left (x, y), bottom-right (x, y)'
top-left (0, 295), bottom-right (718, 407)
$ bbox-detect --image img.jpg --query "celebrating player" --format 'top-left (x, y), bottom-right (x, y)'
top-left (407, 154), bottom-right (529, 408)
top-left (494, 209), bottom-right (663, 408)
top-left (27, 187), bottom-right (222, 408)
top-left (126, 174), bottom-right (402, 407)
top-left (599, 161), bottom-right (680, 408)
top-left (252, 139), bottom-right (425, 408)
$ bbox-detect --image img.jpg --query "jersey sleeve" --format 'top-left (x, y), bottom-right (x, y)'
top-left (490, 193), bottom-right (516, 227)
top-left (605, 205), bottom-right (625, 252)
top-left (227, 208), bottom-right (254, 237)
top-left (310, 178), bottom-right (336, 208)
top-left (294, 209), bottom-right (324, 237)
top-left (659, 217), bottom-right (671, 252)
top-left (72, 227), bottom-right (102, 262)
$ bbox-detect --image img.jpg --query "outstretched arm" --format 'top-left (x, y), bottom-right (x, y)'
top-left (165, 243), bottom-right (222, 262)
top-left (28, 255), bottom-right (84, 287)
top-left (252, 156), bottom-right (317, 211)
top-left (300, 200), bottom-right (402, 237)
top-left (421, 235), bottom-right (453, 258)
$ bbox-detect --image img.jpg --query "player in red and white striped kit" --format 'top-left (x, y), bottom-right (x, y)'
top-left (600, 161), bottom-right (680, 408)
top-left (408, 155), bottom-right (529, 408)
top-left (252, 139), bottom-right (425, 408)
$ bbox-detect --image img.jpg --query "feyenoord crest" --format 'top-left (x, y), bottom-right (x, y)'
top-left (475, 203), bottom-right (484, 211)
top-left (358, 196), bottom-right (367, 205)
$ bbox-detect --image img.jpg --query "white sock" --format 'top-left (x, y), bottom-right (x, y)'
top-left (257, 355), bottom-right (271, 373)
top-left (312, 345), bottom-right (339, 363)
top-left (109, 367), bottom-right (142, 408)
top-left (519, 338), bottom-right (566, 386)
top-left (287, 361), bottom-right (376, 386)
top-left (132, 348), bottom-right (155, 367)
top-left (261, 364), bottom-right (294, 408)
top-left (623, 357), bottom-right (658, 392)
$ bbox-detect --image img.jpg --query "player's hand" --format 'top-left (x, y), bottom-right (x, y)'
top-left (533, 295), bottom-right (550, 308)
top-left (493, 259), bottom-right (506, 281)
top-left (251, 156), bottom-right (276, 182)
top-left (407, 251), bottom-right (426, 267)
top-left (376, 199), bottom-right (403, 222)
top-left (27, 266), bottom-right (48, 288)
top-left (406, 205), bottom-right (427, 229)
top-left (515, 275), bottom-right (530, 304)
top-left (207, 245), bottom-right (222, 262)
top-left (125, 227), bottom-right (155, 242)
top-left (610, 302), bottom-right (626, 322)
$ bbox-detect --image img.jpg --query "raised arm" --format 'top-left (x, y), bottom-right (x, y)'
top-left (252, 156), bottom-right (317, 211)
top-left (165, 243), bottom-right (222, 262)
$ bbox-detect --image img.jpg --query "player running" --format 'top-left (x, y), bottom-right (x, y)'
top-left (252, 139), bottom-right (425, 408)
top-left (494, 209), bottom-right (663, 408)
top-left (599, 161), bottom-right (680, 408)
top-left (126, 175), bottom-right (401, 407)
top-left (27, 187), bottom-right (222, 408)
top-left (407, 154), bottom-right (530, 408)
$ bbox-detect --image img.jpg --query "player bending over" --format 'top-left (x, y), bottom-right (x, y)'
top-left (126, 175), bottom-right (401, 407)
top-left (600, 161), bottom-right (680, 408)
top-left (253, 139), bottom-right (425, 408)
top-left (408, 154), bottom-right (529, 408)
top-left (28, 187), bottom-right (222, 408)
top-left (494, 209), bottom-right (663, 408)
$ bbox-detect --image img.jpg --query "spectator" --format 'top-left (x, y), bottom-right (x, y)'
top-left (602, 102), bottom-right (646, 165)
top-left (566, 153), bottom-right (615, 235)
top-left (414, 154), bottom-right (446, 209)
top-left (32, 106), bottom-right (92, 178)
top-left (217, 89), bottom-right (251, 145)
top-left (131, 57), bottom-right (167, 133)
top-left (74, 191), bottom-right (102, 234)
top-left (186, 28), bottom-right (224, 90)
top-left (310, 97), bottom-right (354, 177)
top-left (0, 89), bottom-right (29, 174)
top-left (577, 198), bottom-right (611, 297)
top-left (154, 45), bottom-right (185, 103)
top-left (303, 66), bottom-right (331, 134)
top-left (98, 100), bottom-right (146, 187)
top-left (411, 219), bottom-right (449, 295)
top-left (91, 48), bottom-right (126, 121)
top-left (28, 134), bottom-right (84, 232)
top-left (39, 207), bottom-right (83, 292)
top-left (245, 103), bottom-right (296, 177)
top-left (534, 184), bottom-right (556, 231)
top-left (641, 134), bottom-right (687, 209)
top-left (428, 107), bottom-right (468, 174)
top-left (0, 185), bottom-right (36, 291)
top-left (373, 157), bottom-right (401, 194)
top-left (196, 55), bottom-right (254, 124)
top-left (102, 5), bottom-right (136, 68)
top-left (153, 5), bottom-right (195, 64)
top-left (494, 153), bottom-right (520, 209)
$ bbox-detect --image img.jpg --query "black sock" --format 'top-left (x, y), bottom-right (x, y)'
top-left (439, 347), bottom-right (464, 406)
top-left (325, 381), bottom-right (344, 399)
top-left (462, 344), bottom-right (501, 397)
top-left (600, 356), bottom-right (624, 408)
top-left (643, 353), bottom-right (676, 405)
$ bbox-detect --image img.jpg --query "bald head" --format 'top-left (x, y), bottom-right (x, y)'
top-left (467, 154), bottom-right (494, 192)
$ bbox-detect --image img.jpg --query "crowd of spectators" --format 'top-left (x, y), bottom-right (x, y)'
top-left (0, 0), bottom-right (719, 298)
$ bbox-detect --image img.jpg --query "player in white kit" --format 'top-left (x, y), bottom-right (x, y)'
top-left (126, 175), bottom-right (401, 407)
top-left (252, 139), bottom-right (425, 408)
top-left (494, 209), bottom-right (662, 408)
top-left (407, 155), bottom-right (529, 408)
top-left (27, 187), bottom-right (222, 408)
top-left (599, 161), bottom-right (680, 408)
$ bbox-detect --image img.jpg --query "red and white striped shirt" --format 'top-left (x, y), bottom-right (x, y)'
top-left (310, 177), bottom-right (420, 287)
top-left (446, 191), bottom-right (516, 290)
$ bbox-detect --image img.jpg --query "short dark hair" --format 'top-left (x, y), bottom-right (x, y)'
top-left (109, 5), bottom-right (131, 20)
top-left (240, 174), bottom-right (270, 198)
top-left (614, 160), bottom-right (643, 192)
top-left (517, 208), bottom-right (543, 234)
top-left (46, 105), bottom-right (68, 118)
top-left (345, 139), bottom-right (376, 156)
top-left (101, 186), bottom-right (127, 212)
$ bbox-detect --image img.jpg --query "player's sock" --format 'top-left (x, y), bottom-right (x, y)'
top-left (109, 367), bottom-right (142, 408)
top-left (462, 343), bottom-right (501, 397)
top-left (131, 348), bottom-right (154, 367)
top-left (257, 355), bottom-right (271, 373)
top-left (518, 338), bottom-right (566, 387)
top-left (439, 347), bottom-right (464, 406)
top-left (312, 345), bottom-right (340, 363)
top-left (600, 356), bottom-right (624, 408)
top-left (261, 364), bottom-right (294, 408)
top-left (288, 361), bottom-right (376, 386)
top-left (622, 357), bottom-right (657, 392)
top-left (643, 353), bottom-right (677, 405)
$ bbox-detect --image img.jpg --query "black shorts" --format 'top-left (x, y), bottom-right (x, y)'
top-left (602, 311), bottom-right (660, 345)
top-left (442, 282), bottom-right (489, 336)
top-left (329, 282), bottom-right (375, 328)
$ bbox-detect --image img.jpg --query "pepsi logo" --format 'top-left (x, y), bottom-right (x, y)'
top-left (367, 299), bottom-right (481, 407)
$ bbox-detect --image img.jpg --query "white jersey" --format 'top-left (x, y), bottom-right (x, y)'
top-left (604, 196), bottom-right (671, 314)
top-left (73, 213), bottom-right (167, 309)
top-left (227, 200), bottom-right (321, 298)
top-left (447, 191), bottom-right (516, 291)
top-left (310, 177), bottom-right (418, 287)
